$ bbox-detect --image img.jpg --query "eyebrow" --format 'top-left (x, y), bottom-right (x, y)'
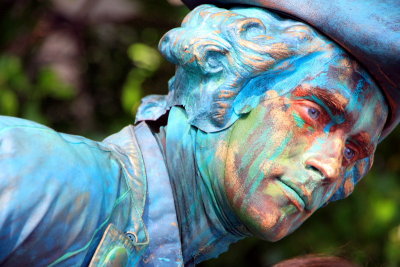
top-left (353, 131), bottom-right (374, 156)
top-left (292, 86), bottom-right (348, 123)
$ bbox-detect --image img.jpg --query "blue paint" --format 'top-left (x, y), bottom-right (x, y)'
top-left (0, 3), bottom-right (392, 266)
top-left (49, 190), bottom-right (131, 266)
top-left (183, 0), bottom-right (400, 140)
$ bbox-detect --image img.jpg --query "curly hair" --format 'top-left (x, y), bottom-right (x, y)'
top-left (153, 4), bottom-right (341, 132)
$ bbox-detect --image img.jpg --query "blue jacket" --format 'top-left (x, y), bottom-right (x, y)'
top-left (0, 116), bottom-right (183, 266)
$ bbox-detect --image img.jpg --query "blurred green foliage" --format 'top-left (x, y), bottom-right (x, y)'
top-left (123, 43), bottom-right (162, 114)
top-left (0, 0), bottom-right (186, 137)
top-left (0, 54), bottom-right (75, 123)
top-left (0, 1), bottom-right (399, 266)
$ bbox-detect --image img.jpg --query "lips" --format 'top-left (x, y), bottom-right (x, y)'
top-left (276, 179), bottom-right (307, 211)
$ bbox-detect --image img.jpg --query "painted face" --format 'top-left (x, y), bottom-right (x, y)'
top-left (223, 55), bottom-right (388, 241)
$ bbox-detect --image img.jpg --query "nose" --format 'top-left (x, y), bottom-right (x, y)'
top-left (304, 137), bottom-right (345, 180)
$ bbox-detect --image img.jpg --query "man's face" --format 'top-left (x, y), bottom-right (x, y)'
top-left (223, 55), bottom-right (388, 241)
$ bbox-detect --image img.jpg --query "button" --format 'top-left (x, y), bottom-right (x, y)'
top-left (102, 247), bottom-right (128, 267)
top-left (126, 233), bottom-right (136, 243)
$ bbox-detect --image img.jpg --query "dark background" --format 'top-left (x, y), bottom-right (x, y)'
top-left (1, 0), bottom-right (399, 266)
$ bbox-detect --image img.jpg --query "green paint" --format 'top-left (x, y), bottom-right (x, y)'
top-left (248, 133), bottom-right (293, 196)
top-left (48, 190), bottom-right (131, 267)
top-left (292, 112), bottom-right (305, 128)
top-left (269, 133), bottom-right (293, 161)
top-left (104, 247), bottom-right (128, 267)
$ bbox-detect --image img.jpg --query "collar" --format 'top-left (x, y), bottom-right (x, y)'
top-left (103, 125), bottom-right (149, 247)
top-left (134, 122), bottom-right (184, 266)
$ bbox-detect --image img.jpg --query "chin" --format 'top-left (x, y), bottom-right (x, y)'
top-left (234, 194), bottom-right (311, 242)
top-left (225, 172), bottom-right (314, 241)
top-left (235, 199), bottom-right (292, 241)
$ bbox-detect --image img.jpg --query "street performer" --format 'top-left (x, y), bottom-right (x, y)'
top-left (0, 1), bottom-right (398, 266)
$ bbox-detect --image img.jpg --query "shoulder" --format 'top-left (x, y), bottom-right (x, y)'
top-left (0, 116), bottom-right (128, 266)
top-left (0, 116), bottom-right (124, 209)
top-left (0, 115), bottom-right (121, 181)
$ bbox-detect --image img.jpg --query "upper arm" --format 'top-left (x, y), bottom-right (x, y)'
top-left (0, 116), bottom-right (128, 266)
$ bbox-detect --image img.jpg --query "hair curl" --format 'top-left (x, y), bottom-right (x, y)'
top-left (151, 4), bottom-right (339, 132)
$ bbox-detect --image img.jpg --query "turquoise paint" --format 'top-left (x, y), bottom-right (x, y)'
top-left (292, 112), bottom-right (305, 128)
top-left (269, 133), bottom-right (293, 162)
top-left (164, 107), bottom-right (247, 263)
top-left (323, 121), bottom-right (336, 133)
top-left (347, 79), bottom-right (365, 113)
top-left (240, 126), bottom-right (273, 170)
top-left (248, 133), bottom-right (293, 196)
top-left (48, 189), bottom-right (131, 266)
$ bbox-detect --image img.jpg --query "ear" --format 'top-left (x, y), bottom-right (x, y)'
top-left (195, 44), bottom-right (228, 75)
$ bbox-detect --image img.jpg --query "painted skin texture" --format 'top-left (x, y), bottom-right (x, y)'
top-left (223, 68), bottom-right (387, 242)
top-left (144, 4), bottom-right (389, 244)
top-left (186, 55), bottom-right (388, 245)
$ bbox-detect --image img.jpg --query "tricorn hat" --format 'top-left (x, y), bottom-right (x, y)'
top-left (182, 0), bottom-right (400, 139)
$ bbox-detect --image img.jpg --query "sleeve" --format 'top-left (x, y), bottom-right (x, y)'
top-left (0, 116), bottom-right (131, 266)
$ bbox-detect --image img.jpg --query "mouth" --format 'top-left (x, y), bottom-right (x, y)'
top-left (276, 179), bottom-right (307, 211)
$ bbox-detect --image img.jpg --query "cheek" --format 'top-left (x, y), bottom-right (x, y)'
top-left (225, 104), bottom-right (294, 205)
top-left (327, 157), bottom-right (372, 202)
top-left (224, 102), bottom-right (314, 234)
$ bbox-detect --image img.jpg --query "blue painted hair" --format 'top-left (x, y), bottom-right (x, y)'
top-left (154, 4), bottom-right (341, 132)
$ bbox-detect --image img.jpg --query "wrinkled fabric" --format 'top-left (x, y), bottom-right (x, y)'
top-left (0, 116), bottom-right (132, 266)
top-left (0, 116), bottom-right (183, 266)
top-left (134, 123), bottom-right (184, 266)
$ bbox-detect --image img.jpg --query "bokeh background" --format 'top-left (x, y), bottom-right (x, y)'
top-left (1, 0), bottom-right (399, 266)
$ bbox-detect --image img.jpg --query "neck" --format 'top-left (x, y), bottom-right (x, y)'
top-left (154, 107), bottom-right (249, 265)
